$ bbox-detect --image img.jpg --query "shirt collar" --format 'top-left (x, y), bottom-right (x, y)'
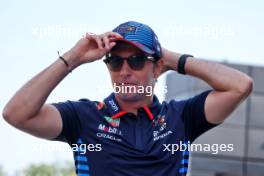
top-left (103, 93), bottom-right (161, 121)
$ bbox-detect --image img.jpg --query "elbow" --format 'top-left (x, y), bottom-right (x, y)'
top-left (237, 76), bottom-right (254, 99)
top-left (2, 106), bottom-right (21, 127)
top-left (2, 106), bottom-right (14, 125)
top-left (2, 106), bottom-right (10, 121)
top-left (2, 107), bottom-right (11, 124)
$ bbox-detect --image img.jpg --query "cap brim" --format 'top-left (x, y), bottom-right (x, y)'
top-left (114, 38), bottom-right (155, 55)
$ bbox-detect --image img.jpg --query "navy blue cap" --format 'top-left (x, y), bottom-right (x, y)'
top-left (112, 21), bottom-right (162, 59)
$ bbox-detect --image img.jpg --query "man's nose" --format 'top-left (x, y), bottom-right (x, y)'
top-left (120, 60), bottom-right (132, 76)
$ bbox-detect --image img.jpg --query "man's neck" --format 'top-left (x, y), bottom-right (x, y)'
top-left (115, 94), bottom-right (153, 115)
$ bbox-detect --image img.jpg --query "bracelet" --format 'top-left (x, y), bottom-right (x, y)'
top-left (177, 54), bottom-right (193, 75)
top-left (57, 51), bottom-right (72, 73)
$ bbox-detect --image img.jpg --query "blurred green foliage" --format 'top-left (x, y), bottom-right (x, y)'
top-left (23, 161), bottom-right (75, 176)
top-left (0, 161), bottom-right (75, 176)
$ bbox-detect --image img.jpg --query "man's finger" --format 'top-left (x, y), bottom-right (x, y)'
top-left (108, 32), bottom-right (123, 40)
top-left (90, 35), bottom-right (103, 49)
top-left (102, 34), bottom-right (110, 49)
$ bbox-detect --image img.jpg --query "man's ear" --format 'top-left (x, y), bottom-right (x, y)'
top-left (154, 59), bottom-right (164, 79)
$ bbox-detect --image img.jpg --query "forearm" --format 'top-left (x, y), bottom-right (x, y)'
top-left (185, 57), bottom-right (252, 94)
top-left (164, 50), bottom-right (253, 97)
top-left (3, 57), bottom-right (70, 123)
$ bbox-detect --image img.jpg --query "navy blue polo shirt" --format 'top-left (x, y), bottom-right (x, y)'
top-left (52, 90), bottom-right (219, 176)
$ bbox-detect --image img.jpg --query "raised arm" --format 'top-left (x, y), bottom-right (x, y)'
top-left (2, 32), bottom-right (122, 139)
top-left (161, 48), bottom-right (253, 124)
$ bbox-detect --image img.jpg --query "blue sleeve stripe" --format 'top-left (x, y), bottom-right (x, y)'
top-left (78, 173), bottom-right (90, 176)
top-left (179, 167), bottom-right (188, 173)
top-left (75, 156), bottom-right (88, 162)
top-left (77, 164), bottom-right (89, 171)
top-left (181, 159), bottom-right (189, 164)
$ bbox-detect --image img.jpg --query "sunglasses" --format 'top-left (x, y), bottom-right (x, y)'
top-left (103, 53), bottom-right (156, 71)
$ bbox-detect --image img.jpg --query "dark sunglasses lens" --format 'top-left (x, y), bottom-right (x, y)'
top-left (128, 56), bottom-right (146, 70)
top-left (107, 56), bottom-right (123, 71)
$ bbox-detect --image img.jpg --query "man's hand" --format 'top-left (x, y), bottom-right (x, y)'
top-left (62, 32), bottom-right (123, 70)
top-left (160, 47), bottom-right (181, 74)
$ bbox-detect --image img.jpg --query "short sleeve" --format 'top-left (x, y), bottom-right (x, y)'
top-left (181, 90), bottom-right (220, 142)
top-left (51, 101), bottom-right (81, 143)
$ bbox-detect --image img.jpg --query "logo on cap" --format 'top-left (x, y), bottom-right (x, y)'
top-left (116, 25), bottom-right (137, 34)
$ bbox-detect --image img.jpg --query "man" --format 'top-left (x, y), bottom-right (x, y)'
top-left (3, 21), bottom-right (253, 176)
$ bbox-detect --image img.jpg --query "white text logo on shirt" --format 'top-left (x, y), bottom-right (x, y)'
top-left (96, 124), bottom-right (123, 142)
top-left (108, 99), bottom-right (119, 112)
top-left (152, 115), bottom-right (173, 141)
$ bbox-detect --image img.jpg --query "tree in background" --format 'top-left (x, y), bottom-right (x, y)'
top-left (23, 161), bottom-right (75, 176)
top-left (0, 165), bottom-right (6, 176)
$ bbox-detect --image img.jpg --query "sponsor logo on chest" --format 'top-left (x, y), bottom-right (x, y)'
top-left (152, 115), bottom-right (173, 141)
top-left (98, 124), bottom-right (122, 136)
top-left (96, 124), bottom-right (123, 142)
top-left (103, 116), bottom-right (120, 127)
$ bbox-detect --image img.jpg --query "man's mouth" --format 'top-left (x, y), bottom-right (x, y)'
top-left (122, 82), bottom-right (137, 85)
top-left (116, 82), bottom-right (138, 86)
